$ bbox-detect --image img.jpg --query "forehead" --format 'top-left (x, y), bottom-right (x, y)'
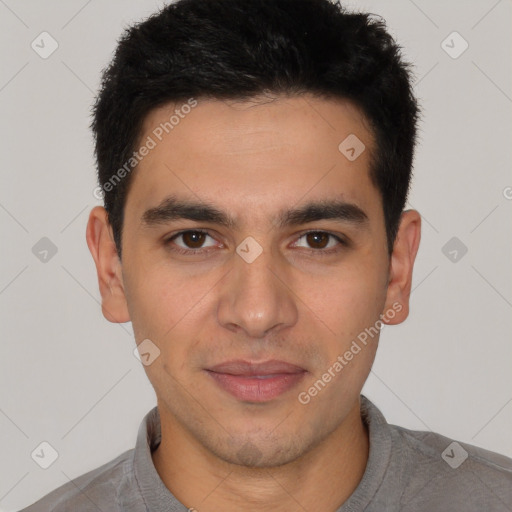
top-left (125, 94), bottom-right (380, 226)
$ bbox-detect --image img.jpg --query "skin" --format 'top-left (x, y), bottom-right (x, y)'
top-left (86, 94), bottom-right (421, 511)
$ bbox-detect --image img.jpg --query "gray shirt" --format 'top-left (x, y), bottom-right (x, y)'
top-left (20, 395), bottom-right (512, 511)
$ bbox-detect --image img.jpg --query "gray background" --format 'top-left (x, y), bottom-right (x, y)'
top-left (1, 0), bottom-right (511, 510)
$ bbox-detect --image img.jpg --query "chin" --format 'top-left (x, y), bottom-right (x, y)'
top-left (208, 430), bottom-right (312, 469)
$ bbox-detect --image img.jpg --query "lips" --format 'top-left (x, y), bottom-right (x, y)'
top-left (207, 359), bottom-right (306, 376)
top-left (205, 359), bottom-right (307, 402)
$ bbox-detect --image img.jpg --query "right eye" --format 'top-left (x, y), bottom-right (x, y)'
top-left (165, 230), bottom-right (220, 254)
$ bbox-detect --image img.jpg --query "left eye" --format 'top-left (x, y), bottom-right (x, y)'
top-left (293, 231), bottom-right (344, 250)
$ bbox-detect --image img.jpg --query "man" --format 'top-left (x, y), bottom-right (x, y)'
top-left (21, 0), bottom-right (512, 510)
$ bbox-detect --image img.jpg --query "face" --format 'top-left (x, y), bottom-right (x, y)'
top-left (87, 94), bottom-right (420, 468)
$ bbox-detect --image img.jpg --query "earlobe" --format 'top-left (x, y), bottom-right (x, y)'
top-left (86, 206), bottom-right (131, 324)
top-left (382, 209), bottom-right (421, 325)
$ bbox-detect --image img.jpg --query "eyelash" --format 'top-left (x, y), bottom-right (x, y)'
top-left (165, 229), bottom-right (347, 256)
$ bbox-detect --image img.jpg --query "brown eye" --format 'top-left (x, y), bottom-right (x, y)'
top-left (305, 232), bottom-right (330, 249)
top-left (181, 231), bottom-right (207, 248)
top-left (169, 230), bottom-right (217, 251)
top-left (294, 231), bottom-right (344, 251)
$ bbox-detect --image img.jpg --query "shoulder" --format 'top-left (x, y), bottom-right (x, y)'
top-left (391, 424), bottom-right (512, 510)
top-left (18, 448), bottom-right (136, 512)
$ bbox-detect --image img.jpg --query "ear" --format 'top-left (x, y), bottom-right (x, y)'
top-left (382, 209), bottom-right (421, 325)
top-left (85, 206), bottom-right (131, 323)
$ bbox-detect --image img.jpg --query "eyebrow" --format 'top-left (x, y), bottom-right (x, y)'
top-left (140, 195), bottom-right (369, 230)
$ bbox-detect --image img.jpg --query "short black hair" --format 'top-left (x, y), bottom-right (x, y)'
top-left (91, 0), bottom-right (419, 260)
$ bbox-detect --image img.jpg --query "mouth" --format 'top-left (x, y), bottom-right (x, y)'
top-left (204, 359), bottom-right (307, 402)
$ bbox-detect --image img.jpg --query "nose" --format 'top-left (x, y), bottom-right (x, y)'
top-left (216, 245), bottom-right (298, 339)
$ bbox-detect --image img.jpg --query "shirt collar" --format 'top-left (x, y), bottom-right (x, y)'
top-left (133, 406), bottom-right (187, 511)
top-left (337, 394), bottom-right (393, 511)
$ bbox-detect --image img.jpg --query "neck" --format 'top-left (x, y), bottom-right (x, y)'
top-left (152, 398), bottom-right (369, 512)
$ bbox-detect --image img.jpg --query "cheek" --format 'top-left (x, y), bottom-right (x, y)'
top-left (301, 259), bottom-right (386, 338)
top-left (122, 267), bottom-right (175, 344)
top-left (126, 267), bottom-right (213, 363)
top-left (126, 257), bottom-right (192, 320)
